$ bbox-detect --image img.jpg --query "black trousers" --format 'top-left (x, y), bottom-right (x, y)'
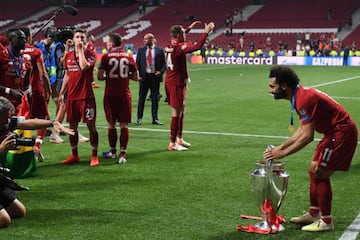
top-left (137, 73), bottom-right (160, 121)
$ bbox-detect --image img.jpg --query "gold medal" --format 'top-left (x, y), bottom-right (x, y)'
top-left (288, 125), bottom-right (295, 133)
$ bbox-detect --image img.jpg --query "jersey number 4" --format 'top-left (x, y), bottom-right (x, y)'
top-left (166, 53), bottom-right (174, 71)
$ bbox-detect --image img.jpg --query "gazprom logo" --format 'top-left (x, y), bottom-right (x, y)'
top-left (312, 57), bottom-right (343, 66)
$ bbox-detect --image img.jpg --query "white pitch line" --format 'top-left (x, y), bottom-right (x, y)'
top-left (87, 125), bottom-right (360, 144)
top-left (191, 66), bottom-right (234, 71)
top-left (333, 96), bottom-right (360, 100)
top-left (339, 213), bottom-right (360, 240)
top-left (311, 76), bottom-right (360, 88)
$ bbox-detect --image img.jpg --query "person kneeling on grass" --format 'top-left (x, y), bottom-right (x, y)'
top-left (0, 96), bottom-right (74, 228)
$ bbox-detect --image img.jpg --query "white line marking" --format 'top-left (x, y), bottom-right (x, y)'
top-left (312, 76), bottom-right (360, 88)
top-left (339, 213), bottom-right (360, 240)
top-left (87, 125), bottom-right (360, 144)
top-left (191, 66), bottom-right (234, 71)
top-left (333, 96), bottom-right (360, 100)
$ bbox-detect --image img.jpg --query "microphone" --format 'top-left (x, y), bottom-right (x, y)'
top-left (62, 5), bottom-right (78, 16)
top-left (32, 5), bottom-right (79, 38)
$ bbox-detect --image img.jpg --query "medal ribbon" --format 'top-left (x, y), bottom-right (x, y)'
top-left (290, 92), bottom-right (295, 127)
top-left (8, 46), bottom-right (22, 77)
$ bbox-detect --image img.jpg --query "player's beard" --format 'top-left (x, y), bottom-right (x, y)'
top-left (273, 88), bottom-right (286, 100)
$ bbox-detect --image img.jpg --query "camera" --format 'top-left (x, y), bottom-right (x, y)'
top-left (0, 166), bottom-right (29, 191)
top-left (56, 26), bottom-right (75, 43)
top-left (0, 116), bottom-right (35, 149)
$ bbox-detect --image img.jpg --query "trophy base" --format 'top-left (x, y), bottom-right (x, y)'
top-left (254, 220), bottom-right (285, 232)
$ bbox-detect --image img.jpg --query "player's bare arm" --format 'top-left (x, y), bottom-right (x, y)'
top-left (264, 123), bottom-right (314, 159)
top-left (97, 68), bottom-right (106, 81)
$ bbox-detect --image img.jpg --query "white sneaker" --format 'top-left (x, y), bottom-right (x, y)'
top-left (176, 138), bottom-right (191, 148)
top-left (78, 133), bottom-right (89, 143)
top-left (102, 151), bottom-right (117, 159)
top-left (301, 219), bottom-right (334, 232)
top-left (49, 134), bottom-right (64, 143)
top-left (168, 144), bottom-right (188, 151)
top-left (118, 155), bottom-right (127, 164)
top-left (290, 212), bottom-right (320, 224)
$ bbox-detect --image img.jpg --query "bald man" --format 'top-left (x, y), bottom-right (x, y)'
top-left (135, 33), bottom-right (166, 125)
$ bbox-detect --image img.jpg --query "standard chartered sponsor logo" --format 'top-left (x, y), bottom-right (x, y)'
top-left (207, 56), bottom-right (273, 65)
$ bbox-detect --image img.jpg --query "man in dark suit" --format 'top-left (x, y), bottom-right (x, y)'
top-left (136, 33), bottom-right (166, 125)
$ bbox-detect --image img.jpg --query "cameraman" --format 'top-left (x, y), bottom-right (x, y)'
top-left (0, 96), bottom-right (74, 228)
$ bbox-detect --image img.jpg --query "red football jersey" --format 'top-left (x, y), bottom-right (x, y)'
top-left (0, 46), bottom-right (32, 107)
top-left (98, 47), bottom-right (137, 97)
top-left (64, 48), bottom-right (96, 100)
top-left (164, 33), bottom-right (208, 87)
top-left (22, 43), bottom-right (45, 92)
top-left (295, 86), bottom-right (350, 134)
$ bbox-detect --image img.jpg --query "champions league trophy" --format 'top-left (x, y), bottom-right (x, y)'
top-left (237, 146), bottom-right (289, 234)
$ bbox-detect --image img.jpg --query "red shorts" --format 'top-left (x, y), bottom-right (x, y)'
top-left (30, 91), bottom-right (48, 119)
top-left (103, 94), bottom-right (132, 123)
top-left (66, 98), bottom-right (96, 123)
top-left (313, 121), bottom-right (358, 171)
top-left (165, 84), bottom-right (186, 109)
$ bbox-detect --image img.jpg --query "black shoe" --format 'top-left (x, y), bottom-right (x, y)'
top-left (152, 119), bottom-right (164, 125)
top-left (136, 119), bottom-right (142, 125)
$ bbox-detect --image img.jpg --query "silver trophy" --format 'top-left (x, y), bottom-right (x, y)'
top-left (249, 159), bottom-right (289, 232)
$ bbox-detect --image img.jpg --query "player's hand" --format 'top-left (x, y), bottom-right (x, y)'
top-left (0, 134), bottom-right (16, 152)
top-left (52, 120), bottom-right (75, 136)
top-left (205, 22), bottom-right (215, 34)
top-left (65, 39), bottom-right (73, 49)
top-left (9, 88), bottom-right (24, 99)
top-left (263, 145), bottom-right (285, 160)
top-left (75, 41), bottom-right (83, 50)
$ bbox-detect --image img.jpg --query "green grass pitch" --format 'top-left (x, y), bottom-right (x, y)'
top-left (2, 64), bottom-right (360, 240)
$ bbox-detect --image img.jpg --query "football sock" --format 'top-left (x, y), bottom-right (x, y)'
top-left (108, 128), bottom-right (117, 149)
top-left (71, 147), bottom-right (78, 156)
top-left (120, 127), bottom-right (129, 151)
top-left (90, 131), bottom-right (98, 157)
top-left (170, 117), bottom-right (179, 144)
top-left (309, 171), bottom-right (320, 216)
top-left (70, 131), bottom-right (79, 147)
top-left (317, 178), bottom-right (332, 223)
top-left (177, 114), bottom-right (184, 139)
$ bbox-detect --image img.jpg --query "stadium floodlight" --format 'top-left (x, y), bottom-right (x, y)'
top-left (32, 5), bottom-right (78, 38)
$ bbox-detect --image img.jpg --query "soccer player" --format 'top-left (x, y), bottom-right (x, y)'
top-left (86, 33), bottom-right (101, 89)
top-left (263, 65), bottom-right (358, 232)
top-left (59, 28), bottom-right (99, 167)
top-left (0, 29), bottom-right (31, 112)
top-left (97, 33), bottom-right (139, 164)
top-left (164, 21), bottom-right (215, 151)
top-left (19, 26), bottom-right (52, 162)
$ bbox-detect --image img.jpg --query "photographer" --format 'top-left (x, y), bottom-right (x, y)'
top-left (0, 96), bottom-right (74, 228)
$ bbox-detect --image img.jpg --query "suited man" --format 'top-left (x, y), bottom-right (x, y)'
top-left (136, 33), bottom-right (166, 125)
